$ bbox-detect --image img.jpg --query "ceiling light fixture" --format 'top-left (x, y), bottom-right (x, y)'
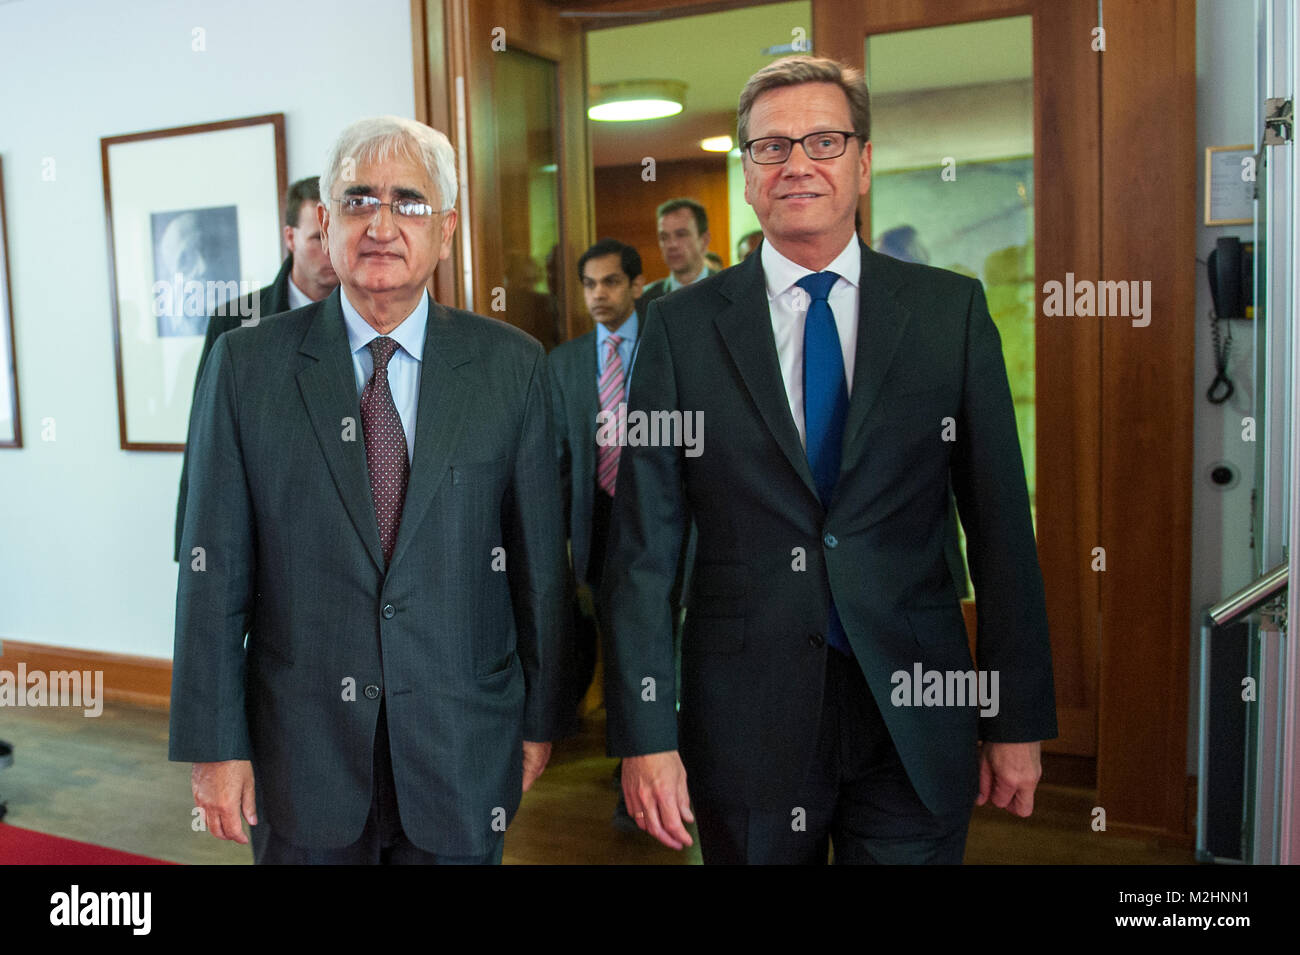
top-left (700, 136), bottom-right (733, 153)
top-left (588, 80), bottom-right (686, 122)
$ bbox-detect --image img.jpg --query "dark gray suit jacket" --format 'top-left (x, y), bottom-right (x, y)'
top-left (599, 243), bottom-right (1056, 816)
top-left (549, 327), bottom-right (694, 606)
top-left (173, 254), bottom-right (295, 561)
top-left (547, 329), bottom-right (602, 586)
top-left (636, 267), bottom-right (717, 319)
top-left (169, 289), bottom-right (569, 855)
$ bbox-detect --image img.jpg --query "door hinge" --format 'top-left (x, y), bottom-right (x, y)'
top-left (1263, 97), bottom-right (1293, 145)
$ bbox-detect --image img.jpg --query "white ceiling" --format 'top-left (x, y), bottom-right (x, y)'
top-left (587, 1), bottom-right (812, 166)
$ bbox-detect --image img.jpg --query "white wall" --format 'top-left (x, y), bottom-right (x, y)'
top-left (0, 0), bottom-right (415, 657)
top-left (1188, 0), bottom-right (1259, 766)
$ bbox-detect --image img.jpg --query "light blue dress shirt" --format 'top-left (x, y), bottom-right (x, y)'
top-left (666, 267), bottom-right (710, 293)
top-left (340, 288), bottom-right (429, 463)
top-left (595, 308), bottom-right (639, 398)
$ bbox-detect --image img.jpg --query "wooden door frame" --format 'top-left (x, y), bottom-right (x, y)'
top-left (412, 0), bottom-right (593, 337)
top-left (816, 0), bottom-right (1102, 765)
top-left (818, 0), bottom-right (1195, 841)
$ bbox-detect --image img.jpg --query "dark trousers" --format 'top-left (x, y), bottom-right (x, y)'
top-left (254, 702), bottom-right (504, 865)
top-left (693, 650), bottom-right (972, 864)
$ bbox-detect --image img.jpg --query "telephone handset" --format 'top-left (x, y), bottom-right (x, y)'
top-left (1205, 238), bottom-right (1253, 404)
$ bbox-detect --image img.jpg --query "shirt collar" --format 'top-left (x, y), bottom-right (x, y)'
top-left (287, 275), bottom-right (311, 310)
top-left (667, 266), bottom-right (710, 292)
top-left (596, 307), bottom-right (638, 349)
top-left (760, 234), bottom-right (861, 300)
top-left (340, 287), bottom-right (429, 362)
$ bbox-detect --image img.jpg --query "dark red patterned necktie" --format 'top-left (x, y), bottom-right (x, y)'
top-left (360, 336), bottom-right (408, 565)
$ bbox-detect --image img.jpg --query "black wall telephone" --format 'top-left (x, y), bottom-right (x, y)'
top-left (1206, 237), bottom-right (1253, 404)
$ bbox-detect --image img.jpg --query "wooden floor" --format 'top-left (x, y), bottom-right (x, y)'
top-left (0, 701), bottom-right (1193, 865)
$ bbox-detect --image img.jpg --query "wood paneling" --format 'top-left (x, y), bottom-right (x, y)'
top-left (1029, 0), bottom-right (1102, 759)
top-left (830, 0), bottom-right (1196, 836)
top-left (817, 0), bottom-right (1030, 37)
top-left (549, 0), bottom-right (789, 29)
top-left (411, 0), bottom-right (459, 303)
top-left (1095, 0), bottom-right (1196, 836)
top-left (593, 157), bottom-right (731, 304)
top-left (817, 0), bottom-right (1102, 762)
top-left (0, 640), bottom-right (171, 709)
top-left (413, 0), bottom-right (593, 332)
top-left (556, 24), bottom-right (597, 340)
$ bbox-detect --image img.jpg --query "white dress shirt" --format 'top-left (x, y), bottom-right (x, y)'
top-left (287, 275), bottom-right (312, 310)
top-left (761, 236), bottom-right (861, 449)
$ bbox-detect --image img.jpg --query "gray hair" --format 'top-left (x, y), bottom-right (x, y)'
top-left (737, 56), bottom-right (871, 149)
top-left (319, 116), bottom-right (458, 213)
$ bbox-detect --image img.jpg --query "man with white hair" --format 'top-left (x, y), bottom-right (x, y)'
top-left (170, 116), bottom-right (569, 864)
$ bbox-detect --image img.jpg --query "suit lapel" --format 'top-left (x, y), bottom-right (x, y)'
top-left (387, 301), bottom-right (476, 570)
top-left (296, 291), bottom-right (386, 572)
top-left (713, 255), bottom-right (820, 503)
top-left (267, 254), bottom-right (294, 316)
top-left (840, 244), bottom-right (914, 471)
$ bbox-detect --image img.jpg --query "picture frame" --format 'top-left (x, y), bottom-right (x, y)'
top-left (102, 113), bottom-right (286, 450)
top-left (0, 155), bottom-right (20, 449)
top-left (1204, 144), bottom-right (1255, 226)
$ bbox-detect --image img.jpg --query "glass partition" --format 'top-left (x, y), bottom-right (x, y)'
top-left (866, 16), bottom-right (1036, 593)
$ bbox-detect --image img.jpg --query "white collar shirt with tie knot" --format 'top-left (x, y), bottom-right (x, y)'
top-left (760, 235), bottom-right (862, 450)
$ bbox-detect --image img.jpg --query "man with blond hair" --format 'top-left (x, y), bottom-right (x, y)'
top-left (601, 57), bottom-right (1056, 864)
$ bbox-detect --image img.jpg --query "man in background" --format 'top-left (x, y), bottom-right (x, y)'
top-left (549, 239), bottom-right (644, 707)
top-left (736, 228), bottom-right (763, 261)
top-left (548, 239), bottom-right (651, 830)
top-left (173, 176), bottom-right (338, 561)
top-left (637, 197), bottom-right (717, 314)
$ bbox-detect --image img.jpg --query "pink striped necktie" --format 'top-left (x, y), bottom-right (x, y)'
top-left (597, 334), bottom-right (624, 496)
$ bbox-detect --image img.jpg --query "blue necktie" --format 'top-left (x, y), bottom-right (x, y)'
top-left (798, 270), bottom-right (851, 656)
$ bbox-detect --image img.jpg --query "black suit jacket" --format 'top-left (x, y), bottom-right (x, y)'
top-left (172, 254), bottom-right (295, 560)
top-left (599, 243), bottom-right (1056, 815)
top-left (169, 290), bottom-right (569, 855)
top-left (549, 326), bottom-right (694, 605)
top-left (635, 267), bottom-right (717, 319)
top-left (548, 329), bottom-right (603, 586)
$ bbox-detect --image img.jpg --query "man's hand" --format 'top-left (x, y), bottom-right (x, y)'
top-left (522, 740), bottom-right (552, 792)
top-left (623, 750), bottom-right (694, 849)
top-left (192, 760), bottom-right (257, 844)
top-left (976, 740), bottom-right (1042, 817)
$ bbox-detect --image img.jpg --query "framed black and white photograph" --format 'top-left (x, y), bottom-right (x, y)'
top-left (0, 155), bottom-right (19, 449)
top-left (102, 113), bottom-right (286, 450)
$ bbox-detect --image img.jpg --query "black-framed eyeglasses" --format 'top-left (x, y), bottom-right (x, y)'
top-left (331, 195), bottom-right (442, 219)
top-left (742, 130), bottom-right (861, 164)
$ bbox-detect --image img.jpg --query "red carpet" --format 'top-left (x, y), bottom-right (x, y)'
top-left (0, 823), bottom-right (176, 864)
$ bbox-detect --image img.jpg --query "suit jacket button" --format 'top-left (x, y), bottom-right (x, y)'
top-left (382, 604), bottom-right (396, 619)
top-left (364, 684), bottom-right (381, 700)
top-left (823, 533), bottom-right (838, 548)
top-left (808, 633), bottom-right (825, 648)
